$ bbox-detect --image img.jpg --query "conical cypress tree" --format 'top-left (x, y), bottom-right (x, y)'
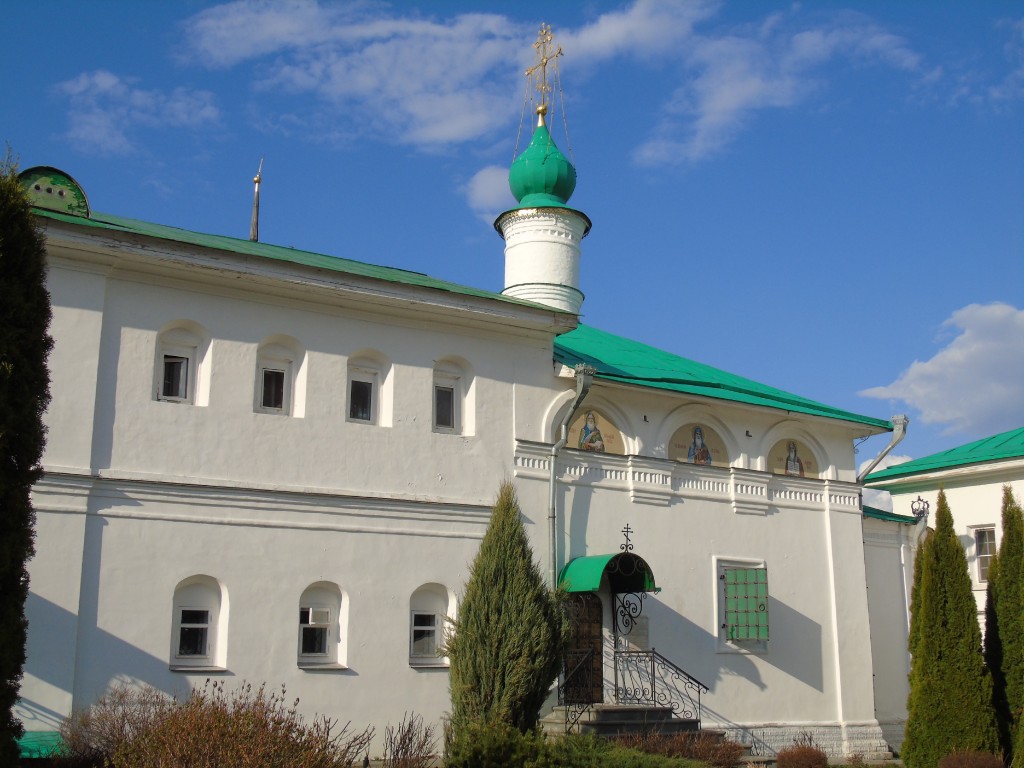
top-left (987, 486), bottom-right (1024, 760)
top-left (903, 491), bottom-right (999, 768)
top-left (0, 154), bottom-right (53, 764)
top-left (446, 481), bottom-right (563, 736)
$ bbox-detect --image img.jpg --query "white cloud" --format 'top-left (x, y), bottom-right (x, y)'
top-left (179, 1), bottom-right (937, 163)
top-left (858, 453), bottom-right (913, 512)
top-left (860, 303), bottom-right (1024, 438)
top-left (635, 9), bottom-right (923, 165)
top-left (55, 70), bottom-right (219, 155)
top-left (182, 1), bottom-right (526, 148)
top-left (464, 164), bottom-right (514, 223)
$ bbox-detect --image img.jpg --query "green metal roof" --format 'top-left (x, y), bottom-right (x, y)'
top-left (558, 554), bottom-right (659, 593)
top-left (863, 506), bottom-right (918, 524)
top-left (554, 324), bottom-right (892, 430)
top-left (864, 426), bottom-right (1024, 486)
top-left (32, 207), bottom-right (573, 313)
top-left (18, 731), bottom-right (61, 758)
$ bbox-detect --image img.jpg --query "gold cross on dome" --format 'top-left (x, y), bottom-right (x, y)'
top-left (525, 23), bottom-right (562, 112)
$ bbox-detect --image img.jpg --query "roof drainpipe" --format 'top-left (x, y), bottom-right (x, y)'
top-left (856, 414), bottom-right (909, 483)
top-left (549, 364), bottom-right (595, 589)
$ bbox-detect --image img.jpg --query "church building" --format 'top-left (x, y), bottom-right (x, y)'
top-left (18, 28), bottom-right (912, 759)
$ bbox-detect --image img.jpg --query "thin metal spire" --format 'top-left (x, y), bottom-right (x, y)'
top-left (249, 158), bottom-right (263, 242)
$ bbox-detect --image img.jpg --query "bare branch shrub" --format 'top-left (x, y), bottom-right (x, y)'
top-left (59, 680), bottom-right (373, 768)
top-left (381, 712), bottom-right (437, 768)
top-left (938, 750), bottom-right (1005, 768)
top-left (611, 730), bottom-right (744, 767)
top-left (58, 685), bottom-right (172, 763)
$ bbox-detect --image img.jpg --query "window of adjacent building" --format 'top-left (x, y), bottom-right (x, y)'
top-left (975, 527), bottom-right (996, 583)
top-left (298, 582), bottom-right (345, 668)
top-left (170, 575), bottom-right (226, 670)
top-left (409, 583), bottom-right (452, 666)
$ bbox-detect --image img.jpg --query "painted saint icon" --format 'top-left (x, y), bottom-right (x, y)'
top-left (687, 426), bottom-right (712, 465)
top-left (784, 441), bottom-right (804, 477)
top-left (578, 410), bottom-right (606, 452)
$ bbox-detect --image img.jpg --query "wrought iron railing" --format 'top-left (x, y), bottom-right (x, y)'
top-left (614, 648), bottom-right (709, 724)
top-left (558, 648), bottom-right (596, 733)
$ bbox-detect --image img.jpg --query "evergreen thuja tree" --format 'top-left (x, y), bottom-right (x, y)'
top-left (446, 481), bottom-right (563, 737)
top-left (988, 486), bottom-right (1024, 762)
top-left (0, 154), bottom-right (53, 763)
top-left (903, 491), bottom-right (999, 768)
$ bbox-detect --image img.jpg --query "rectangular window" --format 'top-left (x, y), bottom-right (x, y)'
top-left (261, 368), bottom-right (286, 410)
top-left (410, 612), bottom-right (438, 658)
top-left (299, 607), bottom-right (330, 656)
top-left (976, 528), bottom-right (996, 582)
top-left (178, 609), bottom-right (209, 657)
top-left (161, 355), bottom-right (189, 400)
top-left (349, 379), bottom-right (373, 422)
top-left (434, 385), bottom-right (455, 431)
top-left (721, 567), bottom-right (769, 642)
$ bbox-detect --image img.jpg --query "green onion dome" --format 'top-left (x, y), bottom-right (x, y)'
top-left (508, 115), bottom-right (577, 208)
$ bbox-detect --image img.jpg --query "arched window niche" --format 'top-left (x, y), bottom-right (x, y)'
top-left (170, 575), bottom-right (228, 671)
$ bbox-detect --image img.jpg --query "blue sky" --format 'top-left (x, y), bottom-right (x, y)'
top-left (5, 0), bottom-right (1023, 477)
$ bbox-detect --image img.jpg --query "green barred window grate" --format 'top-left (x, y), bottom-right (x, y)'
top-left (722, 567), bottom-right (769, 641)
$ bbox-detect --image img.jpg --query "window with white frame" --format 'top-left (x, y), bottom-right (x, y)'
top-left (975, 527), bottom-right (996, 583)
top-left (348, 368), bottom-right (377, 423)
top-left (255, 343), bottom-right (293, 414)
top-left (299, 607), bottom-right (331, 656)
top-left (409, 583), bottom-right (451, 666)
top-left (410, 612), bottom-right (439, 658)
top-left (155, 325), bottom-right (205, 404)
top-left (433, 365), bottom-right (462, 434)
top-left (170, 575), bottom-right (225, 670)
top-left (297, 582), bottom-right (345, 667)
top-left (177, 608), bottom-right (210, 656)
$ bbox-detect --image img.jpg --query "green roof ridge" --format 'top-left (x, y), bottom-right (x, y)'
top-left (865, 425), bottom-right (1024, 484)
top-left (554, 324), bottom-right (891, 429)
top-left (32, 207), bottom-right (573, 313)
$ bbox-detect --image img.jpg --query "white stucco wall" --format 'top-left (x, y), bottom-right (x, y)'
top-left (20, 223), bottom-right (894, 757)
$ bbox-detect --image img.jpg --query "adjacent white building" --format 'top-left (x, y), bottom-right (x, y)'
top-left (865, 427), bottom-right (1024, 622)
top-left (17, 87), bottom-right (916, 758)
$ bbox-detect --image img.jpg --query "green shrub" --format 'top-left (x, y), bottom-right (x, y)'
top-left (447, 482), bottom-right (565, 738)
top-left (904, 492), bottom-right (999, 768)
top-left (938, 750), bottom-right (1005, 768)
top-left (444, 719), bottom-right (544, 768)
top-left (775, 744), bottom-right (828, 768)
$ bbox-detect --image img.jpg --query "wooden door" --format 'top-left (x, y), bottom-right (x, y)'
top-left (564, 593), bottom-right (604, 704)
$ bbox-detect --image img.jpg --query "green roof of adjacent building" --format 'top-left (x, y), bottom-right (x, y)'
top-left (554, 324), bottom-right (892, 430)
top-left (863, 506), bottom-right (918, 524)
top-left (864, 425), bottom-right (1024, 485)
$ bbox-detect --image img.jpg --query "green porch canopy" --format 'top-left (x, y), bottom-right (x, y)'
top-left (558, 553), bottom-right (660, 594)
